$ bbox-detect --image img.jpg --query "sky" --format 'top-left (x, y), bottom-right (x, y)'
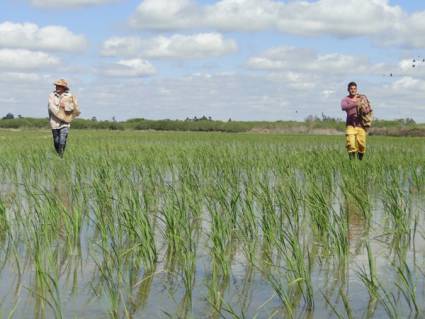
top-left (1, 0), bottom-right (425, 122)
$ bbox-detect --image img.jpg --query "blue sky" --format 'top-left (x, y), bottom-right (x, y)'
top-left (1, 0), bottom-right (425, 122)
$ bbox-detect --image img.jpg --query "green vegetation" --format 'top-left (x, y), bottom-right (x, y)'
top-left (1, 116), bottom-right (425, 136)
top-left (0, 130), bottom-right (424, 318)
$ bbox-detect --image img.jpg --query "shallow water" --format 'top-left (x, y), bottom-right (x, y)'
top-left (0, 131), bottom-right (424, 318)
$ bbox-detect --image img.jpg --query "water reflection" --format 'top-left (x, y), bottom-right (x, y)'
top-left (346, 199), bottom-right (368, 255)
top-left (129, 267), bottom-right (157, 317)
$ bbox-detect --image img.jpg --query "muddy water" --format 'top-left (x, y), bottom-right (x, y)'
top-left (0, 133), bottom-right (424, 318)
top-left (0, 181), bottom-right (424, 319)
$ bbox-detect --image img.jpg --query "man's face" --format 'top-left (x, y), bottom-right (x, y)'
top-left (348, 85), bottom-right (357, 96)
top-left (56, 85), bottom-right (66, 93)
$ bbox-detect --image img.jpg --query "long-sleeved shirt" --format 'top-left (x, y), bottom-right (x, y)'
top-left (341, 94), bottom-right (371, 127)
top-left (48, 91), bottom-right (73, 129)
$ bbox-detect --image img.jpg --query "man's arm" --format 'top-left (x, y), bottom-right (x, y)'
top-left (48, 93), bottom-right (59, 115)
top-left (341, 97), bottom-right (357, 111)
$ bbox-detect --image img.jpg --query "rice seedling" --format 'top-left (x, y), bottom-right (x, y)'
top-left (0, 131), bottom-right (424, 317)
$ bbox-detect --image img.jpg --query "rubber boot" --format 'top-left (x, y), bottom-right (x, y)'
top-left (58, 144), bottom-right (65, 158)
top-left (54, 141), bottom-right (60, 154)
top-left (349, 152), bottom-right (356, 160)
top-left (357, 152), bottom-right (364, 161)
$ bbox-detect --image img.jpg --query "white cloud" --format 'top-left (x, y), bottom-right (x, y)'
top-left (0, 97), bottom-right (17, 104)
top-left (397, 58), bottom-right (425, 77)
top-left (130, 0), bottom-right (201, 30)
top-left (101, 37), bottom-right (143, 57)
top-left (377, 11), bottom-right (425, 48)
top-left (0, 49), bottom-right (59, 70)
top-left (2, 70), bottom-right (425, 122)
top-left (265, 71), bottom-right (319, 91)
top-left (247, 46), bottom-right (386, 76)
top-left (30, 0), bottom-right (115, 8)
top-left (391, 76), bottom-right (425, 90)
top-left (248, 47), bottom-right (315, 70)
top-left (321, 90), bottom-right (335, 99)
top-left (0, 72), bottom-right (42, 82)
top-left (101, 59), bottom-right (156, 77)
top-left (101, 33), bottom-right (237, 59)
top-left (274, 0), bottom-right (402, 37)
top-left (62, 72), bottom-right (425, 122)
top-left (130, 0), bottom-right (425, 48)
top-left (0, 22), bottom-right (87, 52)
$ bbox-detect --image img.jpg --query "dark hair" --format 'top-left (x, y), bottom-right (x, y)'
top-left (347, 81), bottom-right (357, 89)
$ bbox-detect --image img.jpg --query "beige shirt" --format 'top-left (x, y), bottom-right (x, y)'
top-left (48, 91), bottom-right (73, 129)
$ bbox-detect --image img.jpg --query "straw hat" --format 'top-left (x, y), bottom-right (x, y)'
top-left (53, 79), bottom-right (69, 89)
top-left (55, 95), bottom-right (80, 123)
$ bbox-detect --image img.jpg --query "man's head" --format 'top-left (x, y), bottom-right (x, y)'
top-left (53, 79), bottom-right (69, 94)
top-left (347, 81), bottom-right (357, 96)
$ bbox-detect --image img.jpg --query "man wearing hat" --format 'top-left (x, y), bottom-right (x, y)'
top-left (48, 79), bottom-right (80, 157)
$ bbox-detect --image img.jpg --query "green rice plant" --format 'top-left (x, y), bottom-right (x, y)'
top-left (128, 267), bottom-right (157, 315)
top-left (410, 166), bottom-right (424, 193)
top-left (0, 199), bottom-right (9, 250)
top-left (90, 240), bottom-right (126, 319)
top-left (305, 182), bottom-right (332, 242)
top-left (30, 235), bottom-right (63, 319)
top-left (357, 243), bottom-right (378, 301)
top-left (264, 271), bottom-right (299, 318)
top-left (340, 177), bottom-right (373, 223)
top-left (257, 181), bottom-right (278, 247)
top-left (338, 286), bottom-right (353, 319)
top-left (321, 291), bottom-right (345, 319)
top-left (206, 268), bottom-right (228, 318)
top-left (214, 293), bottom-right (277, 319)
top-left (321, 286), bottom-right (354, 319)
top-left (376, 281), bottom-right (400, 319)
top-left (207, 197), bottom-right (233, 278)
top-left (277, 178), bottom-right (303, 238)
top-left (121, 186), bottom-right (157, 270)
top-left (394, 261), bottom-right (419, 315)
top-left (285, 239), bottom-right (315, 311)
top-left (161, 184), bottom-right (198, 300)
top-left (383, 183), bottom-right (411, 236)
top-left (237, 184), bottom-right (258, 264)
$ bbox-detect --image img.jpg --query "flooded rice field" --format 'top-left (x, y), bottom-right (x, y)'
top-left (0, 130), bottom-right (424, 318)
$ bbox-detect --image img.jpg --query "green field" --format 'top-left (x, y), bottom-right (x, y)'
top-left (0, 130), bottom-right (424, 318)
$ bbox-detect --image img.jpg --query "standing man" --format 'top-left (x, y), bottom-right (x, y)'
top-left (341, 82), bottom-right (372, 160)
top-left (48, 79), bottom-right (79, 157)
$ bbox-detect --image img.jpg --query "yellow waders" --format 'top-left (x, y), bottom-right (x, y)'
top-left (345, 125), bottom-right (367, 154)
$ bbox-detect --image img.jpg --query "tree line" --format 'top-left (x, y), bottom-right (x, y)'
top-left (1, 113), bottom-right (423, 136)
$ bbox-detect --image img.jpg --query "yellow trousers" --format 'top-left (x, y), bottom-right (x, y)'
top-left (345, 126), bottom-right (367, 154)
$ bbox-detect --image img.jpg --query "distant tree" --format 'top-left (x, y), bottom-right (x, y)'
top-left (228, 118), bottom-right (232, 122)
top-left (17, 114), bottom-right (23, 119)
top-left (91, 116), bottom-right (97, 122)
top-left (200, 115), bottom-right (208, 121)
top-left (405, 118), bottom-right (416, 125)
top-left (112, 116), bottom-right (116, 122)
top-left (193, 116), bottom-right (198, 121)
top-left (321, 113), bottom-right (337, 122)
top-left (305, 115), bottom-right (315, 122)
top-left (208, 116), bottom-right (212, 121)
top-left (2, 113), bottom-right (14, 120)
